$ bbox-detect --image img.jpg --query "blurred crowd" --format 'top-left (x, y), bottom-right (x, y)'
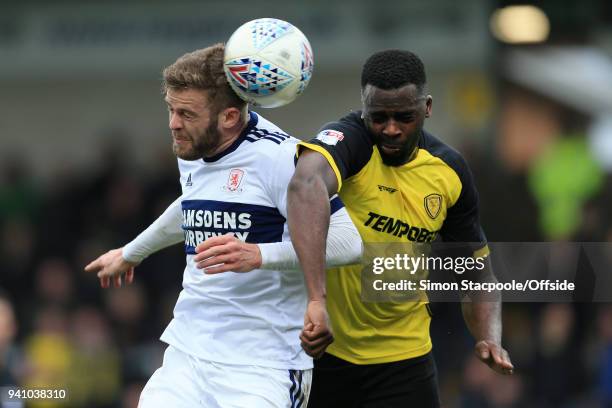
top-left (1, 97), bottom-right (612, 408)
top-left (0, 141), bottom-right (184, 408)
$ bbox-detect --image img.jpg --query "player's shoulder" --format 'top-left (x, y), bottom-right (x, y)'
top-left (302, 111), bottom-right (373, 180)
top-left (246, 112), bottom-right (297, 145)
top-left (419, 130), bottom-right (471, 179)
top-left (244, 112), bottom-right (299, 157)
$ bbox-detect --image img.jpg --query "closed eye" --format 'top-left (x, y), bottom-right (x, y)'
top-left (367, 112), bottom-right (415, 124)
top-left (369, 113), bottom-right (388, 124)
top-left (394, 113), bottom-right (415, 123)
top-left (167, 106), bottom-right (197, 120)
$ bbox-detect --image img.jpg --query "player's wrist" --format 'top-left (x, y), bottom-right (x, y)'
top-left (124, 258), bottom-right (140, 267)
top-left (247, 243), bottom-right (263, 269)
top-left (475, 338), bottom-right (501, 347)
top-left (121, 253), bottom-right (141, 266)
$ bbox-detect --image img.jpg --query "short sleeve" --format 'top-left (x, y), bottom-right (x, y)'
top-left (439, 154), bottom-right (489, 256)
top-left (297, 112), bottom-right (373, 191)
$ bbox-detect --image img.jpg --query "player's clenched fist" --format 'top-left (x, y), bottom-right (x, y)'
top-left (300, 300), bottom-right (334, 359)
top-left (84, 248), bottom-right (137, 288)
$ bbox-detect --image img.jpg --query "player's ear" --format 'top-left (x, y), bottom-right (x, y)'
top-left (219, 107), bottom-right (242, 129)
top-left (425, 95), bottom-right (433, 118)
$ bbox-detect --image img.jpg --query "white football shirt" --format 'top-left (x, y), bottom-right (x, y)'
top-left (160, 112), bottom-right (324, 370)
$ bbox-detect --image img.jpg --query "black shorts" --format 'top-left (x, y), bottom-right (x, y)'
top-left (307, 352), bottom-right (440, 408)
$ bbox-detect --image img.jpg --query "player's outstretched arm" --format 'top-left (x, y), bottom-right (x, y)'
top-left (288, 149), bottom-right (339, 358)
top-left (461, 257), bottom-right (514, 375)
top-left (192, 207), bottom-right (361, 273)
top-left (85, 196), bottom-right (184, 288)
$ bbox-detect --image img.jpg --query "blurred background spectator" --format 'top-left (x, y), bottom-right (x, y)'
top-left (1, 0), bottom-right (612, 406)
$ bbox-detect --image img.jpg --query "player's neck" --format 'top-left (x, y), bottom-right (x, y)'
top-left (204, 115), bottom-right (249, 158)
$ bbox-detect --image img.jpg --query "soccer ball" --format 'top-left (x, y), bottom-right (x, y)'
top-left (223, 18), bottom-right (314, 108)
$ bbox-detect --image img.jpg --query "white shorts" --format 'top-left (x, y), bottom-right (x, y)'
top-left (139, 345), bottom-right (311, 408)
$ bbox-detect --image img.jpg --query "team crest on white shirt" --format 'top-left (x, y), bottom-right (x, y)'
top-left (223, 168), bottom-right (246, 192)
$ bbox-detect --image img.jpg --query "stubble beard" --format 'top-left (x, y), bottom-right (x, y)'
top-left (372, 121), bottom-right (424, 166)
top-left (173, 118), bottom-right (220, 161)
top-left (375, 133), bottom-right (420, 166)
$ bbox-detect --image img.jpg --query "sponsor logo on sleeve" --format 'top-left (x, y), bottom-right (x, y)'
top-left (315, 129), bottom-right (344, 146)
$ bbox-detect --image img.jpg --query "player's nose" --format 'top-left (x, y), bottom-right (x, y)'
top-left (169, 112), bottom-right (183, 130)
top-left (382, 120), bottom-right (401, 138)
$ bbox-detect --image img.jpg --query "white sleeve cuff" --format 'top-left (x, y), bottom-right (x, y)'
top-left (259, 241), bottom-right (298, 269)
top-left (259, 207), bottom-right (362, 270)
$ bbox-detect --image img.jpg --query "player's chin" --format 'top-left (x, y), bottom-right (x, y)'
top-left (173, 143), bottom-right (200, 161)
top-left (379, 151), bottom-right (407, 167)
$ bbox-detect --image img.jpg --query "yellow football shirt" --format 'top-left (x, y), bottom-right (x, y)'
top-left (298, 111), bottom-right (488, 364)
